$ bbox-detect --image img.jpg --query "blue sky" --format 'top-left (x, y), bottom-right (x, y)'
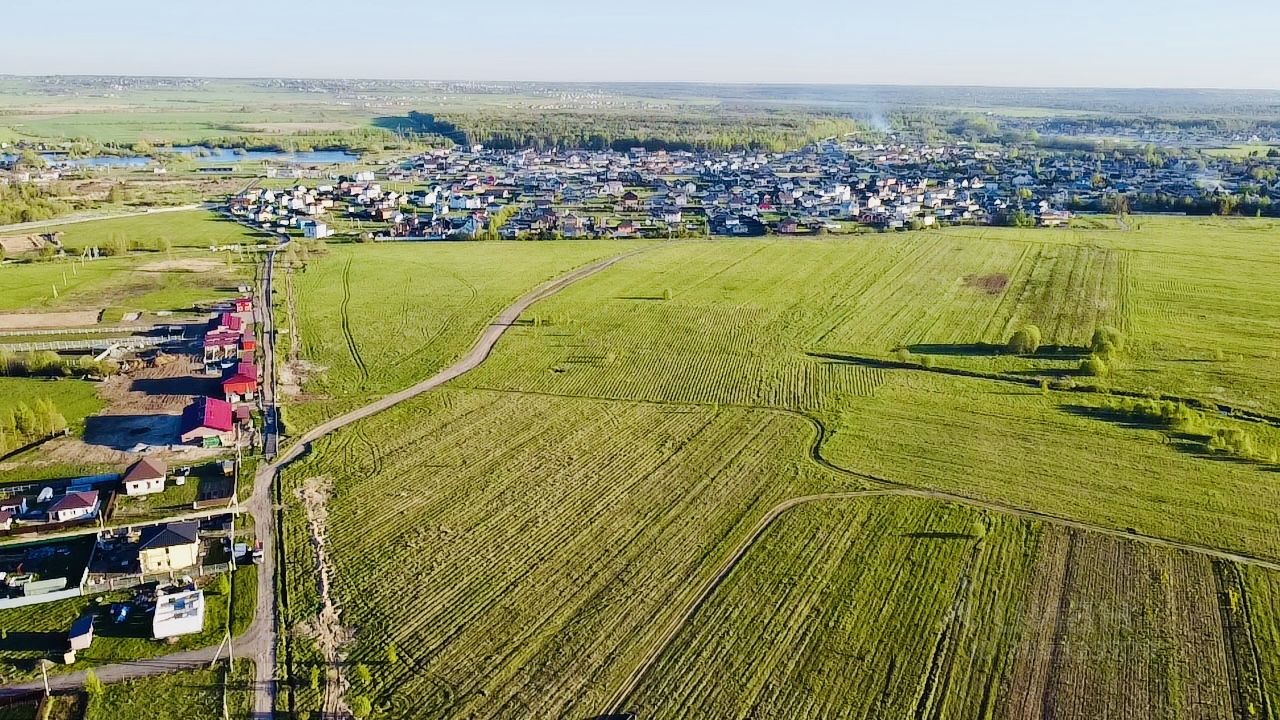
top-left (4, 0), bottom-right (1279, 88)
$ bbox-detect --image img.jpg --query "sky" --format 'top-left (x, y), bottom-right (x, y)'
top-left (4, 0), bottom-right (1280, 89)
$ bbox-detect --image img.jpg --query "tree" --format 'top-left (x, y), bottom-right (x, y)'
top-left (354, 663), bottom-right (372, 687)
top-left (16, 148), bottom-right (45, 170)
top-left (1006, 325), bottom-right (1042, 355)
top-left (385, 644), bottom-right (398, 664)
top-left (1080, 354), bottom-right (1109, 377)
top-left (84, 669), bottom-right (104, 696)
top-left (1090, 326), bottom-right (1125, 358)
top-left (350, 696), bottom-right (373, 719)
top-left (106, 184), bottom-right (125, 204)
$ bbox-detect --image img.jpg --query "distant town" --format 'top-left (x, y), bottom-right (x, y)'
top-left (226, 135), bottom-right (1279, 241)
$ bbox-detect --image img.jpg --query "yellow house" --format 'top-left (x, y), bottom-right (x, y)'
top-left (137, 521), bottom-right (200, 573)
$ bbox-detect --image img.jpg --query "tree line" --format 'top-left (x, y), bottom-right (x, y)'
top-left (0, 351), bottom-right (118, 379)
top-left (400, 110), bottom-right (859, 152)
top-left (0, 398), bottom-right (68, 456)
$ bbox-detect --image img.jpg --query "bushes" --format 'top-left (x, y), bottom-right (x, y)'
top-left (1079, 354), bottom-right (1109, 377)
top-left (1005, 325), bottom-right (1042, 355)
top-left (0, 350), bottom-right (117, 379)
top-left (1090, 325), bottom-right (1126, 359)
top-left (1095, 396), bottom-right (1268, 462)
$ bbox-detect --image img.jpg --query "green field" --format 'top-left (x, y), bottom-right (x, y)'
top-left (271, 216), bottom-right (1280, 718)
top-left (52, 210), bottom-right (270, 251)
top-left (0, 250), bottom-right (250, 314)
top-left (628, 496), bottom-right (1263, 719)
top-left (79, 660), bottom-right (253, 720)
top-left (283, 241), bottom-right (636, 430)
top-left (0, 377), bottom-right (104, 436)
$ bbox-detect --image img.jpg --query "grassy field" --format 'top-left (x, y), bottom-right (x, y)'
top-left (51, 210), bottom-right (270, 251)
top-left (627, 496), bottom-right (1259, 719)
top-left (263, 217), bottom-right (1280, 717)
top-left (278, 389), bottom-right (862, 718)
top-left (80, 660), bottom-right (254, 720)
top-left (0, 377), bottom-right (104, 436)
top-left (283, 241), bottom-right (635, 430)
top-left (0, 251), bottom-right (250, 314)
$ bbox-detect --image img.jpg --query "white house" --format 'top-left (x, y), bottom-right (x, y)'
top-left (122, 458), bottom-right (167, 497)
top-left (153, 588), bottom-right (205, 639)
top-left (303, 221), bottom-right (333, 239)
top-left (47, 491), bottom-right (99, 523)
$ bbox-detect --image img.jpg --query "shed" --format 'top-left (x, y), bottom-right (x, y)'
top-left (68, 613), bottom-right (94, 651)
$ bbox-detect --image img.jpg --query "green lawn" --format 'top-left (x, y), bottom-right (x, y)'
top-left (0, 377), bottom-right (104, 436)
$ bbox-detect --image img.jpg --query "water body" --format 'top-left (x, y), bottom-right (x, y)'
top-left (2, 146), bottom-right (359, 168)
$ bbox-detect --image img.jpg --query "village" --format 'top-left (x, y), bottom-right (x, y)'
top-left (221, 133), bottom-right (1279, 241)
top-left (0, 292), bottom-right (265, 664)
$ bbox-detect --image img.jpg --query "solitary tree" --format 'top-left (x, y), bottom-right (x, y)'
top-left (1006, 325), bottom-right (1042, 355)
top-left (1080, 354), bottom-right (1109, 377)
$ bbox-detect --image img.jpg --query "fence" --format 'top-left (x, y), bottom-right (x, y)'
top-left (0, 325), bottom-right (139, 338)
top-left (84, 561), bottom-right (233, 594)
top-left (0, 336), bottom-right (162, 353)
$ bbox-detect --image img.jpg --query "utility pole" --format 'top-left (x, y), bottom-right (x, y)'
top-left (40, 659), bottom-right (50, 697)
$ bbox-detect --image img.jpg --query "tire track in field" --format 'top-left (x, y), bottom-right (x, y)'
top-left (442, 388), bottom-right (1280, 714)
top-left (340, 254), bottom-right (370, 383)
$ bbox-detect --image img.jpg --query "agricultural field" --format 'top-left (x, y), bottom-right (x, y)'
top-left (626, 496), bottom-right (1273, 720)
top-left (277, 388), bottom-right (865, 719)
top-left (267, 216), bottom-right (1280, 718)
top-left (283, 240), bottom-right (633, 430)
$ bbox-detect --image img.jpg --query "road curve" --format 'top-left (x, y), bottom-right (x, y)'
top-left (246, 247), bottom-right (647, 716)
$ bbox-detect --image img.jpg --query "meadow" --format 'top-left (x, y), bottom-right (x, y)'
top-left (0, 249), bottom-right (250, 315)
top-left (271, 216), bottom-right (1280, 718)
top-left (283, 241), bottom-right (635, 430)
top-left (51, 210), bottom-right (269, 251)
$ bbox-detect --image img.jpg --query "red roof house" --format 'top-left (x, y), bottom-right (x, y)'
top-left (222, 363), bottom-right (259, 402)
top-left (233, 297), bottom-right (253, 313)
top-left (47, 490), bottom-right (100, 523)
top-left (180, 397), bottom-right (236, 446)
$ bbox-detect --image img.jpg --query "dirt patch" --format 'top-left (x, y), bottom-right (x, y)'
top-left (965, 273), bottom-right (1010, 295)
top-left (98, 354), bottom-right (216, 416)
top-left (297, 475), bottom-right (356, 719)
top-left (0, 310), bottom-right (101, 330)
top-left (0, 234), bottom-right (53, 255)
top-left (83, 413), bottom-right (182, 451)
top-left (138, 259), bottom-right (224, 273)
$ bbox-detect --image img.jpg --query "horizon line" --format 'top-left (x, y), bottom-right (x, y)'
top-left (3, 74), bottom-right (1280, 94)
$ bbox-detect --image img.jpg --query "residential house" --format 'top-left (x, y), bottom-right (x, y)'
top-left (122, 458), bottom-right (167, 497)
top-left (47, 491), bottom-right (99, 523)
top-left (138, 521), bottom-right (201, 573)
top-left (222, 363), bottom-right (259, 403)
top-left (153, 588), bottom-right (205, 639)
top-left (179, 397), bottom-right (236, 447)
